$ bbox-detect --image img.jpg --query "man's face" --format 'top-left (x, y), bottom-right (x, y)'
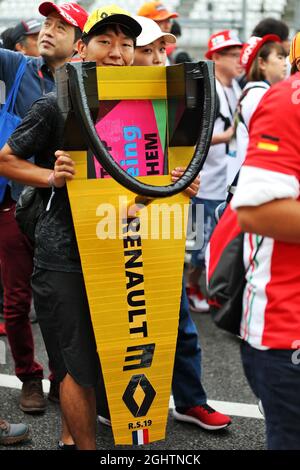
top-left (38, 12), bottom-right (76, 62)
top-left (133, 39), bottom-right (167, 66)
top-left (78, 28), bottom-right (135, 66)
top-left (156, 19), bottom-right (172, 33)
top-left (213, 46), bottom-right (243, 79)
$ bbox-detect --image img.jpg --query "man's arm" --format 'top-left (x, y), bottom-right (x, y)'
top-left (0, 145), bottom-right (75, 188)
top-left (0, 143), bottom-right (52, 187)
top-left (0, 93), bottom-right (75, 188)
top-left (237, 199), bottom-right (300, 243)
top-left (211, 126), bottom-right (234, 145)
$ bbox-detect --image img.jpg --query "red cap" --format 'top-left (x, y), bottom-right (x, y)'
top-left (39, 2), bottom-right (88, 31)
top-left (240, 34), bottom-right (281, 75)
top-left (205, 30), bottom-right (242, 60)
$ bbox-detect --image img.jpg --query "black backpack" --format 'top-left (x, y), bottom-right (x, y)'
top-left (207, 203), bottom-right (263, 335)
top-left (15, 186), bottom-right (44, 244)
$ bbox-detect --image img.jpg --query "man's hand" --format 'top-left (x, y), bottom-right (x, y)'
top-left (52, 150), bottom-right (75, 188)
top-left (211, 126), bottom-right (234, 145)
top-left (171, 167), bottom-right (200, 198)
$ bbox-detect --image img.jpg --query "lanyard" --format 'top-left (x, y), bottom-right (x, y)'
top-left (222, 86), bottom-right (235, 118)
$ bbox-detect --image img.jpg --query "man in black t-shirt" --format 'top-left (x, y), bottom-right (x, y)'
top-left (4, 92), bottom-right (80, 274)
top-left (0, 6), bottom-right (201, 450)
top-left (0, 6), bottom-right (143, 450)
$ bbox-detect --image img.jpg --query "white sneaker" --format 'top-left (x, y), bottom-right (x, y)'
top-left (258, 400), bottom-right (265, 418)
top-left (97, 415), bottom-right (111, 427)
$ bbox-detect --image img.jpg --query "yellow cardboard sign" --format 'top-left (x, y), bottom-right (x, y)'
top-left (67, 151), bottom-right (189, 445)
top-left (96, 66), bottom-right (167, 100)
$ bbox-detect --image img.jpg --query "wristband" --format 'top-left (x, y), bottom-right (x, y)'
top-left (47, 171), bottom-right (56, 188)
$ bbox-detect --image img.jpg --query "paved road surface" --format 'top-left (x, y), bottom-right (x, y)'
top-left (0, 311), bottom-right (265, 450)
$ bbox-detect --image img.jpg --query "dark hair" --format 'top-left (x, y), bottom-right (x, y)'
top-left (252, 18), bottom-right (289, 42)
top-left (74, 26), bottom-right (82, 43)
top-left (82, 24), bottom-right (136, 46)
top-left (291, 62), bottom-right (299, 75)
top-left (173, 50), bottom-right (192, 64)
top-left (248, 41), bottom-right (286, 81)
top-left (0, 27), bottom-right (15, 50)
top-left (170, 20), bottom-right (181, 38)
top-left (14, 35), bottom-right (27, 50)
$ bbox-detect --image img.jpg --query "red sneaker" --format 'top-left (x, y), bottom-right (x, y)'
top-left (173, 404), bottom-right (231, 431)
top-left (0, 323), bottom-right (6, 336)
top-left (186, 287), bottom-right (210, 313)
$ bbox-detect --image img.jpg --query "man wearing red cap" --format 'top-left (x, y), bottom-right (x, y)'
top-left (186, 30), bottom-right (243, 312)
top-left (38, 1), bottom-right (87, 68)
top-left (0, 2), bottom-right (88, 417)
top-left (138, 1), bottom-right (178, 33)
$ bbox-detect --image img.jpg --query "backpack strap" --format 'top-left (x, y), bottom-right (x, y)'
top-left (226, 171), bottom-right (240, 204)
top-left (236, 85), bottom-right (268, 129)
top-left (1, 56), bottom-right (27, 114)
top-left (215, 83), bottom-right (235, 155)
top-left (215, 83), bottom-right (233, 130)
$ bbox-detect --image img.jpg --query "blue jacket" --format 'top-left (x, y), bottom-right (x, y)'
top-left (0, 49), bottom-right (55, 200)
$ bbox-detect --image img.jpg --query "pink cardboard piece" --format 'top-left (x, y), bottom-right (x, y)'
top-left (94, 100), bottom-right (165, 179)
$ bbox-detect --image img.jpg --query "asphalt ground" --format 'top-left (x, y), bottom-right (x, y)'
top-left (0, 309), bottom-right (266, 452)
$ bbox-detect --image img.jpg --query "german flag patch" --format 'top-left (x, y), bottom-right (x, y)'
top-left (257, 134), bottom-right (280, 152)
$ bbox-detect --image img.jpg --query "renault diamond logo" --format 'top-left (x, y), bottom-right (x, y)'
top-left (122, 374), bottom-right (156, 417)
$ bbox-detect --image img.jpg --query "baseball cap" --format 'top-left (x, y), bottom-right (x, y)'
top-left (205, 30), bottom-right (242, 60)
top-left (134, 15), bottom-right (176, 46)
top-left (241, 34), bottom-right (281, 74)
top-left (39, 2), bottom-right (88, 31)
top-left (289, 32), bottom-right (300, 65)
top-left (82, 5), bottom-right (142, 38)
top-left (138, 2), bottom-right (178, 21)
top-left (10, 19), bottom-right (42, 46)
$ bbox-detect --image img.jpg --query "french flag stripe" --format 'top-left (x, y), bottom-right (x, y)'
top-left (132, 431), bottom-right (139, 445)
top-left (143, 429), bottom-right (149, 444)
top-left (132, 429), bottom-right (149, 445)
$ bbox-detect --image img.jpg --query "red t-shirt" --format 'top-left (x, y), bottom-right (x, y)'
top-left (232, 73), bottom-right (300, 349)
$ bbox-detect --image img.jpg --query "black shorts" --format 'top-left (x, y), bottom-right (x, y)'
top-left (32, 268), bottom-right (100, 387)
